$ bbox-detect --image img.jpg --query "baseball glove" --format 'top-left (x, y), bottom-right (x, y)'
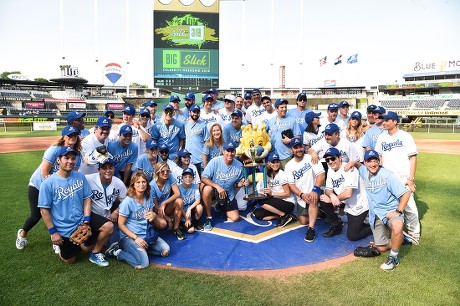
top-left (354, 245), bottom-right (381, 257)
top-left (69, 223), bottom-right (92, 245)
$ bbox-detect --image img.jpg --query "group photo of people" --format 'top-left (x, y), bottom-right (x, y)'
top-left (15, 88), bottom-right (421, 271)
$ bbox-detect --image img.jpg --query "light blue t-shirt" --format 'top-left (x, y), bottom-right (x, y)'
top-left (178, 183), bottom-right (200, 211)
top-left (266, 116), bottom-right (301, 160)
top-left (358, 166), bottom-right (409, 228)
top-left (118, 196), bottom-right (155, 239)
top-left (80, 128), bottom-right (91, 138)
top-left (222, 122), bottom-right (245, 146)
top-left (150, 174), bottom-right (177, 205)
top-left (203, 143), bottom-right (223, 164)
top-left (185, 119), bottom-right (209, 165)
top-left (107, 140), bottom-right (138, 178)
top-left (38, 171), bottom-right (92, 237)
top-left (287, 108), bottom-right (310, 132)
top-left (202, 156), bottom-right (243, 201)
top-left (134, 153), bottom-right (156, 182)
top-left (362, 125), bottom-right (386, 150)
top-left (150, 119), bottom-right (185, 160)
top-left (29, 145), bottom-right (81, 189)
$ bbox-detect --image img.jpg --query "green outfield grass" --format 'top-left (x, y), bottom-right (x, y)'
top-left (1, 151), bottom-right (459, 305)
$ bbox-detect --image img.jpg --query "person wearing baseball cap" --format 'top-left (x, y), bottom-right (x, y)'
top-left (218, 94), bottom-right (237, 125)
top-left (253, 95), bottom-right (276, 127)
top-left (181, 92), bottom-right (196, 120)
top-left (144, 100), bottom-right (161, 124)
top-left (223, 109), bottom-right (245, 147)
top-left (355, 149), bottom-right (411, 271)
top-left (111, 104), bottom-right (145, 156)
top-left (107, 124), bottom-right (139, 186)
top-left (38, 145), bottom-right (115, 266)
top-left (150, 103), bottom-right (186, 161)
top-left (285, 134), bottom-right (326, 243)
top-left (172, 148), bottom-right (201, 192)
top-left (363, 104), bottom-right (378, 131)
top-left (67, 111), bottom-right (90, 138)
top-left (205, 88), bottom-right (223, 111)
top-left (134, 139), bottom-right (160, 181)
top-left (103, 110), bottom-right (115, 122)
top-left (175, 167), bottom-right (204, 233)
top-left (336, 101), bottom-right (350, 130)
top-left (319, 147), bottom-right (371, 241)
top-left (242, 92), bottom-right (253, 112)
top-left (184, 103), bottom-right (208, 177)
top-left (319, 103), bottom-right (339, 132)
top-left (253, 152), bottom-right (295, 227)
top-left (287, 92), bottom-right (311, 132)
top-left (201, 140), bottom-right (249, 231)
top-left (200, 94), bottom-right (221, 130)
top-left (266, 99), bottom-right (302, 168)
top-left (375, 110), bottom-right (420, 246)
top-left (341, 110), bottom-right (365, 162)
top-left (303, 111), bottom-right (322, 150)
top-left (245, 90), bottom-right (266, 125)
top-left (363, 105), bottom-right (387, 151)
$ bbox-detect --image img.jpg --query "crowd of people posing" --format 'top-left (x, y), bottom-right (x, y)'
top-left (15, 88), bottom-right (421, 271)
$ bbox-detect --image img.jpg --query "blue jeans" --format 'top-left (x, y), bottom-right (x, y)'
top-left (118, 236), bottom-right (170, 269)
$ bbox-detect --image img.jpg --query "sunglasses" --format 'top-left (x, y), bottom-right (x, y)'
top-left (325, 156), bottom-right (337, 163)
top-left (160, 170), bottom-right (170, 174)
top-left (164, 110), bottom-right (173, 114)
top-left (159, 150), bottom-right (169, 154)
top-left (140, 114), bottom-right (150, 118)
top-left (105, 115), bottom-right (114, 119)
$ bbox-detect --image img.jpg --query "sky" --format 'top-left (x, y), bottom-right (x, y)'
top-left (1, 0), bottom-right (459, 90)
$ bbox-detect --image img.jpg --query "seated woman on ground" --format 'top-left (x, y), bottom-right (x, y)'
top-left (177, 168), bottom-right (204, 233)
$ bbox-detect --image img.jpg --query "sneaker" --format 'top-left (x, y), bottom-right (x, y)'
top-left (323, 221), bottom-right (343, 238)
top-left (403, 231), bottom-right (420, 245)
top-left (173, 228), bottom-right (186, 240)
top-left (203, 218), bottom-right (213, 231)
top-left (380, 255), bottom-right (399, 271)
top-left (278, 214), bottom-right (294, 227)
top-left (53, 244), bottom-right (61, 254)
top-left (304, 227), bottom-right (316, 242)
top-left (89, 252), bottom-right (109, 267)
top-left (16, 229), bottom-right (28, 250)
top-left (193, 219), bottom-right (204, 231)
top-left (105, 242), bottom-right (120, 258)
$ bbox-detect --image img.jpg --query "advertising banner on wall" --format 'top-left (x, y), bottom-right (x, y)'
top-left (153, 0), bottom-right (219, 93)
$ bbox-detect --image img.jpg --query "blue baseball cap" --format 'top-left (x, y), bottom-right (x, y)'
top-left (202, 93), bottom-right (213, 101)
top-left (62, 126), bottom-right (79, 136)
top-left (275, 99), bottom-right (288, 108)
top-left (223, 141), bottom-right (237, 150)
top-left (184, 92), bottom-right (195, 100)
top-left (170, 95), bottom-right (181, 102)
top-left (119, 125), bottom-right (133, 135)
top-left (163, 104), bottom-right (174, 112)
top-left (146, 139), bottom-right (159, 150)
top-left (207, 88), bottom-right (218, 95)
top-left (324, 147), bottom-right (341, 157)
top-left (139, 107), bottom-right (150, 116)
top-left (350, 111), bottom-right (362, 121)
top-left (144, 100), bottom-right (157, 107)
top-left (244, 92), bottom-right (252, 99)
top-left (252, 88), bottom-right (261, 94)
top-left (324, 123), bottom-right (340, 134)
top-left (339, 101), bottom-right (350, 108)
top-left (58, 146), bottom-right (77, 157)
top-left (372, 106), bottom-right (386, 114)
top-left (103, 110), bottom-right (114, 117)
top-left (305, 111), bottom-right (321, 125)
top-left (190, 104), bottom-right (200, 112)
top-left (178, 149), bottom-right (192, 157)
top-left (328, 103), bottom-right (339, 111)
top-left (96, 116), bottom-right (112, 128)
top-left (367, 104), bottom-right (377, 112)
top-left (123, 105), bottom-right (136, 116)
top-left (98, 158), bottom-right (116, 169)
top-left (364, 149), bottom-right (380, 161)
top-left (297, 92), bottom-right (307, 101)
top-left (290, 137), bottom-right (303, 148)
top-left (382, 111), bottom-right (399, 121)
top-left (231, 109), bottom-right (243, 118)
top-left (66, 111), bottom-right (86, 124)
top-left (267, 153), bottom-right (280, 162)
top-left (182, 167), bottom-right (195, 177)
top-left (159, 144), bottom-right (169, 152)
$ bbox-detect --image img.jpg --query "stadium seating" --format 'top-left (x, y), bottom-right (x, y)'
top-left (0, 90), bottom-right (32, 101)
top-left (414, 100), bottom-right (445, 109)
top-left (446, 99), bottom-right (460, 109)
top-left (380, 100), bottom-right (413, 109)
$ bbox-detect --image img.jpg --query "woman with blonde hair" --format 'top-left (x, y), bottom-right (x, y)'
top-left (107, 171), bottom-right (170, 269)
top-left (340, 111), bottom-right (365, 162)
top-left (202, 123), bottom-right (224, 169)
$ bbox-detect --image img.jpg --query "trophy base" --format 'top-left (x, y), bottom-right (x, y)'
top-left (243, 193), bottom-right (268, 201)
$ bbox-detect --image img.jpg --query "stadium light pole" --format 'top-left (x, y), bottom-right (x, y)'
top-left (125, 0), bottom-right (130, 97)
top-left (300, 0), bottom-right (304, 92)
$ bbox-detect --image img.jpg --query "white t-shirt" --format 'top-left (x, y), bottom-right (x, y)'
top-left (257, 110), bottom-right (277, 127)
top-left (79, 134), bottom-right (110, 175)
top-left (256, 169), bottom-right (294, 203)
top-left (245, 104), bottom-right (266, 125)
top-left (85, 173), bottom-right (127, 218)
top-left (285, 154), bottom-right (325, 207)
top-left (325, 163), bottom-right (369, 216)
top-left (172, 164), bottom-right (201, 186)
top-left (311, 137), bottom-right (359, 163)
top-left (340, 130), bottom-right (365, 162)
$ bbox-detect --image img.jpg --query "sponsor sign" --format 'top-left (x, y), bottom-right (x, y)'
top-left (33, 121), bottom-right (57, 131)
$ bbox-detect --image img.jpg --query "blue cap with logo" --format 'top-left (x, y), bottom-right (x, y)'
top-left (231, 109), bottom-right (243, 118)
top-left (59, 146), bottom-right (77, 157)
top-left (62, 126), bottom-right (79, 136)
top-left (178, 149), bottom-right (192, 157)
top-left (267, 153), bottom-right (280, 162)
top-left (244, 92), bottom-right (252, 99)
top-left (185, 92), bottom-right (195, 100)
top-left (119, 125), bottom-right (133, 135)
top-left (66, 111), bottom-right (86, 124)
top-left (290, 137), bottom-right (303, 147)
top-left (367, 104), bottom-right (377, 112)
top-left (170, 95), bottom-right (181, 102)
top-left (123, 105), bottom-right (136, 116)
top-left (145, 100), bottom-right (157, 107)
top-left (382, 111), bottom-right (399, 121)
top-left (328, 103), bottom-right (339, 111)
top-left (224, 141), bottom-right (237, 150)
top-left (98, 158), bottom-right (116, 169)
top-left (275, 99), bottom-right (288, 108)
top-left (372, 106), bottom-right (386, 114)
top-left (297, 92), bottom-right (307, 101)
top-left (182, 167), bottom-right (195, 177)
top-left (103, 109), bottom-right (114, 116)
top-left (324, 147), bottom-right (341, 157)
top-left (207, 88), bottom-right (218, 95)
top-left (324, 123), bottom-right (340, 134)
top-left (146, 139), bottom-right (159, 150)
top-left (163, 104), bottom-right (174, 112)
top-left (159, 144), bottom-right (169, 152)
top-left (350, 111), bottom-right (362, 121)
top-left (364, 149), bottom-right (380, 161)
top-left (96, 116), bottom-right (112, 128)
top-left (202, 93), bottom-right (213, 101)
top-left (190, 104), bottom-right (200, 112)
top-left (339, 101), bottom-right (350, 108)
top-left (139, 107), bottom-right (150, 116)
top-left (305, 111), bottom-right (321, 124)
top-left (252, 88), bottom-right (261, 94)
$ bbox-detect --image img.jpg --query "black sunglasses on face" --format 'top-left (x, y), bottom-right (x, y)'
top-left (325, 156), bottom-right (337, 163)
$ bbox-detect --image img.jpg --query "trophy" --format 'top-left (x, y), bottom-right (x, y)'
top-left (243, 145), bottom-right (268, 200)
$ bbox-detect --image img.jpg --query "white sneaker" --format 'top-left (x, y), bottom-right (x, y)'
top-left (16, 229), bottom-right (28, 250)
top-left (53, 244), bottom-right (61, 254)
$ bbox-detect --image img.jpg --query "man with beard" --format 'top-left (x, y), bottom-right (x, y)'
top-left (79, 116), bottom-right (112, 175)
top-left (287, 92), bottom-right (311, 132)
top-left (363, 106), bottom-right (386, 151)
top-left (181, 92), bottom-right (196, 120)
top-left (185, 104), bottom-right (209, 176)
top-left (245, 88), bottom-right (265, 125)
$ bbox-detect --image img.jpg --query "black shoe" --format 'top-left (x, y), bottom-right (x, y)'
top-left (322, 221), bottom-right (343, 238)
top-left (278, 214), bottom-right (294, 227)
top-left (304, 227), bottom-right (316, 242)
top-left (193, 219), bottom-right (204, 231)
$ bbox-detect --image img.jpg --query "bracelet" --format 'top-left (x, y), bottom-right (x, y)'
top-left (83, 216), bottom-right (90, 223)
top-left (299, 193), bottom-right (304, 198)
top-left (48, 227), bottom-right (58, 235)
top-left (395, 208), bottom-right (403, 215)
top-left (407, 177), bottom-right (415, 182)
top-left (312, 186), bottom-right (321, 193)
top-left (132, 235), bottom-right (138, 240)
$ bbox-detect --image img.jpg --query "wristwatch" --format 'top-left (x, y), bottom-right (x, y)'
top-left (395, 208), bottom-right (403, 215)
